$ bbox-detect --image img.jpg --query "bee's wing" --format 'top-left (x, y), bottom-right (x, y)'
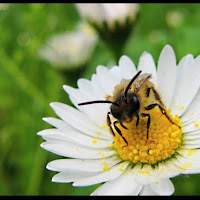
top-left (134, 73), bottom-right (152, 93)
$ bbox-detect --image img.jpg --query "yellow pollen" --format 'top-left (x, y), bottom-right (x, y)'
top-left (113, 109), bottom-right (182, 165)
top-left (180, 106), bottom-right (185, 111)
top-left (92, 137), bottom-right (98, 143)
top-left (187, 148), bottom-right (196, 157)
top-left (101, 162), bottom-right (109, 171)
top-left (119, 168), bottom-right (124, 172)
top-left (138, 170), bottom-right (150, 175)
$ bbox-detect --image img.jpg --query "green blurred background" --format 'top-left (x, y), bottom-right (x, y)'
top-left (1, 3), bottom-right (200, 195)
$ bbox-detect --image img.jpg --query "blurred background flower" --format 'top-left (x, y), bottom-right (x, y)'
top-left (38, 22), bottom-right (97, 70)
top-left (76, 3), bottom-right (139, 29)
top-left (76, 3), bottom-right (139, 62)
top-left (0, 3), bottom-right (9, 11)
top-left (1, 3), bottom-right (200, 196)
top-left (166, 11), bottom-right (184, 28)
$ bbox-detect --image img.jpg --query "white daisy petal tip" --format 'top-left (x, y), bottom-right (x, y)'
top-left (141, 51), bottom-right (149, 56)
top-left (96, 64), bottom-right (107, 72)
top-left (49, 102), bottom-right (63, 112)
top-left (162, 44), bottom-right (174, 52)
top-left (119, 55), bottom-right (134, 66)
top-left (37, 130), bottom-right (43, 136)
top-left (62, 84), bottom-right (68, 91)
top-left (62, 85), bottom-right (75, 97)
top-left (158, 44), bottom-right (176, 65)
top-left (42, 117), bottom-right (51, 123)
top-left (49, 102), bottom-right (56, 109)
top-left (150, 178), bottom-right (175, 196)
top-left (46, 160), bottom-right (58, 171)
top-left (40, 142), bottom-right (46, 149)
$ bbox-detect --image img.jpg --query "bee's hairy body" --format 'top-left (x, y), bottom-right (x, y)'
top-left (106, 76), bottom-right (160, 116)
top-left (106, 73), bottom-right (164, 124)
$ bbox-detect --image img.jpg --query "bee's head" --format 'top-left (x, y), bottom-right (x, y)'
top-left (110, 94), bottom-right (140, 123)
top-left (78, 70), bottom-right (142, 123)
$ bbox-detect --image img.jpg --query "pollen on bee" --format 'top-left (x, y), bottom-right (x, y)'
top-left (113, 108), bottom-right (182, 165)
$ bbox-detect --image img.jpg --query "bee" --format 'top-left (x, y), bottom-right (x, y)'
top-left (78, 70), bottom-right (181, 146)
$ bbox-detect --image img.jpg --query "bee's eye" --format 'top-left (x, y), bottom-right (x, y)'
top-left (132, 96), bottom-right (140, 112)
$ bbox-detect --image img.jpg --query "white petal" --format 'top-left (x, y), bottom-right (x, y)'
top-left (119, 55), bottom-right (137, 80)
top-left (76, 4), bottom-right (105, 23)
top-left (150, 178), bottom-right (174, 196)
top-left (96, 65), bottom-right (119, 95)
top-left (182, 138), bottom-right (200, 146)
top-left (183, 131), bottom-right (200, 140)
top-left (181, 113), bottom-right (200, 128)
top-left (181, 88), bottom-right (200, 123)
top-left (110, 65), bottom-right (121, 81)
top-left (182, 117), bottom-right (200, 133)
top-left (182, 143), bottom-right (200, 149)
top-left (91, 74), bottom-right (106, 99)
top-left (157, 45), bottom-right (177, 108)
top-left (42, 117), bottom-right (71, 130)
top-left (63, 85), bottom-right (109, 128)
top-left (170, 55), bottom-right (200, 117)
top-left (46, 155), bottom-right (122, 173)
top-left (40, 141), bottom-right (116, 159)
top-left (172, 154), bottom-right (200, 173)
top-left (72, 161), bottom-right (130, 186)
top-left (169, 54), bottom-right (194, 114)
top-left (156, 160), bottom-right (181, 179)
top-left (177, 148), bottom-right (200, 161)
top-left (176, 149), bottom-right (200, 174)
top-left (132, 164), bottom-right (159, 185)
top-left (91, 166), bottom-right (142, 196)
top-left (50, 102), bottom-right (112, 140)
top-left (77, 78), bottom-right (97, 98)
top-left (38, 129), bottom-right (112, 149)
top-left (139, 185), bottom-right (158, 196)
top-left (52, 171), bottom-right (99, 183)
top-left (138, 51), bottom-right (157, 86)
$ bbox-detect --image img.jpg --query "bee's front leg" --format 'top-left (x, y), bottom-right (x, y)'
top-left (107, 112), bottom-right (115, 136)
top-left (141, 113), bottom-right (151, 139)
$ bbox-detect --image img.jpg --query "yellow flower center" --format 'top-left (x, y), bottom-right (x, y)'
top-left (113, 108), bottom-right (182, 165)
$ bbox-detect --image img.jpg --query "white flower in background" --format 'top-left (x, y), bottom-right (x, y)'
top-left (38, 22), bottom-right (97, 70)
top-left (76, 3), bottom-right (139, 29)
top-left (38, 45), bottom-right (200, 195)
top-left (0, 3), bottom-right (9, 11)
top-left (76, 3), bottom-right (139, 61)
top-left (148, 30), bottom-right (166, 44)
top-left (166, 11), bottom-right (184, 28)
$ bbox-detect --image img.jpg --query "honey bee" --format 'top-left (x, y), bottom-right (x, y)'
top-left (78, 70), bottom-right (181, 145)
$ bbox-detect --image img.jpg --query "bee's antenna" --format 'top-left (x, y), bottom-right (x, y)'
top-left (78, 100), bottom-right (119, 107)
top-left (124, 70), bottom-right (142, 101)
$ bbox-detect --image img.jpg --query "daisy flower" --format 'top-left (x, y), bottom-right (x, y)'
top-left (38, 45), bottom-right (200, 195)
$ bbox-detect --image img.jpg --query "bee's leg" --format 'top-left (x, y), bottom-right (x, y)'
top-left (141, 113), bottom-right (151, 139)
top-left (120, 122), bottom-right (128, 130)
top-left (146, 86), bottom-right (165, 107)
top-left (107, 112), bottom-right (115, 136)
top-left (145, 103), bottom-right (181, 129)
top-left (113, 121), bottom-right (128, 147)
